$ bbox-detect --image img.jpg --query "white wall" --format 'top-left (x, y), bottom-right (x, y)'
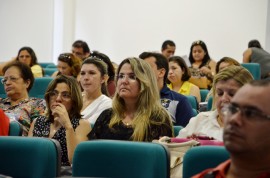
top-left (0, 0), bottom-right (268, 65)
top-left (75, 0), bottom-right (268, 64)
top-left (0, 0), bottom-right (54, 62)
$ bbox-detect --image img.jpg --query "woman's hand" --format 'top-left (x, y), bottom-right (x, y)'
top-left (52, 103), bottom-right (72, 129)
top-left (199, 66), bottom-right (212, 76)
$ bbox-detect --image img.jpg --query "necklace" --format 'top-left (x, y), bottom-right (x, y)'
top-left (122, 120), bottom-right (132, 127)
top-left (217, 115), bottom-right (224, 127)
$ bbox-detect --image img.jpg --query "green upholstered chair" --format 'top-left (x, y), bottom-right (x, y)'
top-left (0, 77), bottom-right (6, 98)
top-left (46, 64), bottom-right (57, 68)
top-left (0, 137), bottom-right (61, 178)
top-left (72, 140), bottom-right (170, 178)
top-left (241, 63), bottom-right (261, 80)
top-left (207, 96), bottom-right (213, 111)
top-left (8, 121), bottom-right (23, 136)
top-left (39, 62), bottom-right (55, 68)
top-left (44, 68), bottom-right (58, 77)
top-left (182, 146), bottom-right (229, 178)
top-left (192, 108), bottom-right (198, 117)
top-left (29, 77), bottom-right (53, 98)
top-left (186, 95), bottom-right (198, 110)
top-left (200, 89), bottom-right (209, 102)
top-left (173, 125), bottom-right (183, 136)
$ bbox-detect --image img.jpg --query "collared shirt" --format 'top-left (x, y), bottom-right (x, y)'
top-left (160, 85), bottom-right (193, 127)
top-left (193, 160), bottom-right (270, 178)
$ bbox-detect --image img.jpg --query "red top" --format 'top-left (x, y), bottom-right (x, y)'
top-left (193, 159), bottom-right (270, 178)
top-left (0, 109), bottom-right (10, 136)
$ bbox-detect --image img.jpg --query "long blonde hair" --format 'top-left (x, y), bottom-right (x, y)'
top-left (109, 57), bottom-right (172, 141)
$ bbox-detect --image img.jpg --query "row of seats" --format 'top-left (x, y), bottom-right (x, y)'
top-left (0, 77), bottom-right (53, 99)
top-left (0, 136), bottom-right (229, 178)
top-left (39, 62), bottom-right (56, 68)
top-left (0, 137), bottom-right (170, 178)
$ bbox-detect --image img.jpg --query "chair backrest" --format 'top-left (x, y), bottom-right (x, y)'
top-left (200, 89), bottom-right (209, 102)
top-left (8, 121), bottom-right (23, 136)
top-left (39, 62), bottom-right (55, 68)
top-left (43, 68), bottom-right (58, 77)
top-left (173, 125), bottom-right (183, 136)
top-left (192, 108), bottom-right (198, 117)
top-left (0, 136), bottom-right (61, 178)
top-left (182, 146), bottom-right (230, 178)
top-left (29, 77), bottom-right (53, 98)
top-left (0, 77), bottom-right (6, 98)
top-left (207, 96), bottom-right (213, 111)
top-left (186, 95), bottom-right (198, 110)
top-left (72, 140), bottom-right (170, 178)
top-left (46, 64), bottom-right (57, 68)
top-left (241, 63), bottom-right (261, 80)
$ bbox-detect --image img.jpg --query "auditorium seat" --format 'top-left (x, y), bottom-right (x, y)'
top-left (0, 137), bottom-right (61, 178)
top-left (72, 140), bottom-right (170, 178)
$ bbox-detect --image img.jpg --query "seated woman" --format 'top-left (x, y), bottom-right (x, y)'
top-left (167, 56), bottom-right (201, 103)
top-left (205, 57), bottom-right (240, 102)
top-left (16, 47), bottom-right (43, 77)
top-left (28, 75), bottom-right (91, 166)
top-left (177, 66), bottom-right (253, 141)
top-left (188, 40), bottom-right (216, 89)
top-left (80, 58), bottom-right (112, 124)
top-left (87, 57), bottom-right (173, 141)
top-left (0, 61), bottom-right (46, 136)
top-left (0, 47), bottom-right (43, 77)
top-left (90, 51), bottom-right (116, 97)
top-left (52, 53), bottom-right (82, 80)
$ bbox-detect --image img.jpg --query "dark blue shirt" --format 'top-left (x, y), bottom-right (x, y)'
top-left (160, 85), bottom-right (193, 127)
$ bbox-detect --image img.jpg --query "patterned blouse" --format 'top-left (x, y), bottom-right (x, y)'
top-left (0, 97), bottom-right (46, 136)
top-left (88, 108), bottom-right (173, 141)
top-left (32, 115), bottom-right (81, 166)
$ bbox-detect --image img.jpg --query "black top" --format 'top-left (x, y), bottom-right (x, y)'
top-left (33, 115), bottom-right (80, 166)
top-left (88, 108), bottom-right (173, 141)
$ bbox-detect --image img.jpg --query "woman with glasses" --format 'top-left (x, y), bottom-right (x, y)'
top-left (52, 53), bottom-right (82, 80)
top-left (86, 57), bottom-right (173, 141)
top-left (177, 66), bottom-right (253, 141)
top-left (28, 75), bottom-right (91, 166)
top-left (188, 40), bottom-right (216, 89)
top-left (0, 61), bottom-right (46, 136)
top-left (80, 58), bottom-right (112, 124)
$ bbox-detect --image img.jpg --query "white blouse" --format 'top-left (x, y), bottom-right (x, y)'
top-left (176, 110), bottom-right (223, 141)
top-left (81, 94), bottom-right (112, 124)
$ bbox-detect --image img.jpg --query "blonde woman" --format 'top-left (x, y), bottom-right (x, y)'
top-left (177, 66), bottom-right (253, 141)
top-left (88, 57), bottom-right (173, 141)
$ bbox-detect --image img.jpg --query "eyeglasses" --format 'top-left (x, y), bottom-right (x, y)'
top-left (49, 91), bottom-right (71, 100)
top-left (116, 73), bottom-right (137, 81)
top-left (1, 76), bottom-right (21, 85)
top-left (221, 103), bottom-right (270, 121)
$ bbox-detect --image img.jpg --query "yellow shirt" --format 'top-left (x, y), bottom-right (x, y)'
top-left (31, 65), bottom-right (43, 78)
top-left (168, 81), bottom-right (195, 96)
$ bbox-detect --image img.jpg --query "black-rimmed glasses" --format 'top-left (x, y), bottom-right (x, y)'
top-left (221, 103), bottom-right (270, 121)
